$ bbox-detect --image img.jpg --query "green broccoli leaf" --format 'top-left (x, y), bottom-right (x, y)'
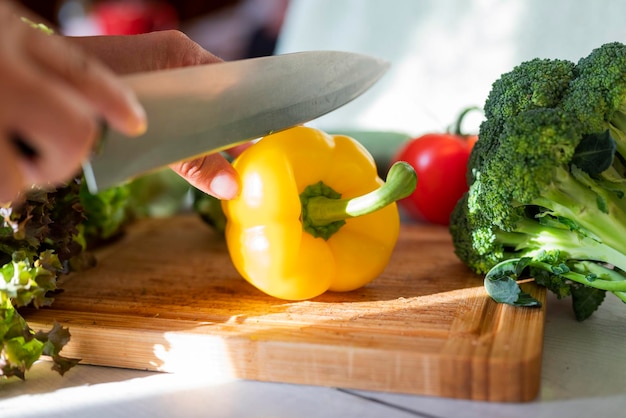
top-left (571, 130), bottom-right (616, 175)
top-left (484, 258), bottom-right (542, 307)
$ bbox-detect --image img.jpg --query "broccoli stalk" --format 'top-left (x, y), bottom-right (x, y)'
top-left (451, 42), bottom-right (626, 320)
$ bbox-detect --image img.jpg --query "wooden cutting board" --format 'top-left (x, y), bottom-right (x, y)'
top-left (20, 214), bottom-right (545, 402)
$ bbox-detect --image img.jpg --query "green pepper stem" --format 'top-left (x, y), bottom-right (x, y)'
top-left (304, 161), bottom-right (417, 226)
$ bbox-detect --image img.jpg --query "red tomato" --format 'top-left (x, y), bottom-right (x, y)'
top-left (391, 133), bottom-right (475, 225)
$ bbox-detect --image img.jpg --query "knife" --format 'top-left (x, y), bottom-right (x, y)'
top-left (81, 50), bottom-right (389, 193)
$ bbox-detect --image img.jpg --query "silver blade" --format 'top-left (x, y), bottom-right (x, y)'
top-left (82, 51), bottom-right (389, 193)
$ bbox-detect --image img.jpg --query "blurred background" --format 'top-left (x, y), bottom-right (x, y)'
top-left (20, 0), bottom-right (289, 60)
top-left (18, 0), bottom-right (626, 138)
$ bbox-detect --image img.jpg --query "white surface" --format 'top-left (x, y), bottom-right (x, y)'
top-left (1, 292), bottom-right (624, 418)
top-left (276, 0), bottom-right (626, 136)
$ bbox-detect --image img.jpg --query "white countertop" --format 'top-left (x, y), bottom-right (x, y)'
top-left (1, 291), bottom-right (624, 418)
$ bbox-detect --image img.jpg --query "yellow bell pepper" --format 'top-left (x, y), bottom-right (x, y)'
top-left (222, 126), bottom-right (417, 300)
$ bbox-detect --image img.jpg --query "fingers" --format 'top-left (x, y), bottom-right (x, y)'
top-left (171, 142), bottom-right (253, 200)
top-left (2, 20), bottom-right (238, 203)
top-left (5, 67), bottom-right (99, 185)
top-left (25, 31), bottom-right (146, 137)
top-left (169, 153), bottom-right (240, 200)
top-left (0, 2), bottom-right (148, 201)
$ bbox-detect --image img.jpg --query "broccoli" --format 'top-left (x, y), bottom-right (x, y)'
top-left (450, 41), bottom-right (626, 320)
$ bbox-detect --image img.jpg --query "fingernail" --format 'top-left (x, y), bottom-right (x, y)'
top-left (130, 102), bottom-right (147, 136)
top-left (124, 93), bottom-right (147, 136)
top-left (209, 170), bottom-right (239, 200)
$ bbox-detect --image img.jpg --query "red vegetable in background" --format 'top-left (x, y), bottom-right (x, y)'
top-left (391, 107), bottom-right (480, 225)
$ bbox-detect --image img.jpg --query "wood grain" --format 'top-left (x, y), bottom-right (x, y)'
top-left (20, 215), bottom-right (546, 402)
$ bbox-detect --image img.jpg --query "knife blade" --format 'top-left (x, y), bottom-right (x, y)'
top-left (81, 50), bottom-right (389, 193)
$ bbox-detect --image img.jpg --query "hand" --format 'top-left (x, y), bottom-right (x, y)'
top-left (70, 31), bottom-right (244, 200)
top-left (0, 1), bottom-right (146, 203)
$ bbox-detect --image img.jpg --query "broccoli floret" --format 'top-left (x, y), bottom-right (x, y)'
top-left (563, 42), bottom-right (626, 139)
top-left (483, 58), bottom-right (576, 121)
top-left (468, 58), bottom-right (576, 183)
top-left (451, 42), bottom-right (626, 320)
